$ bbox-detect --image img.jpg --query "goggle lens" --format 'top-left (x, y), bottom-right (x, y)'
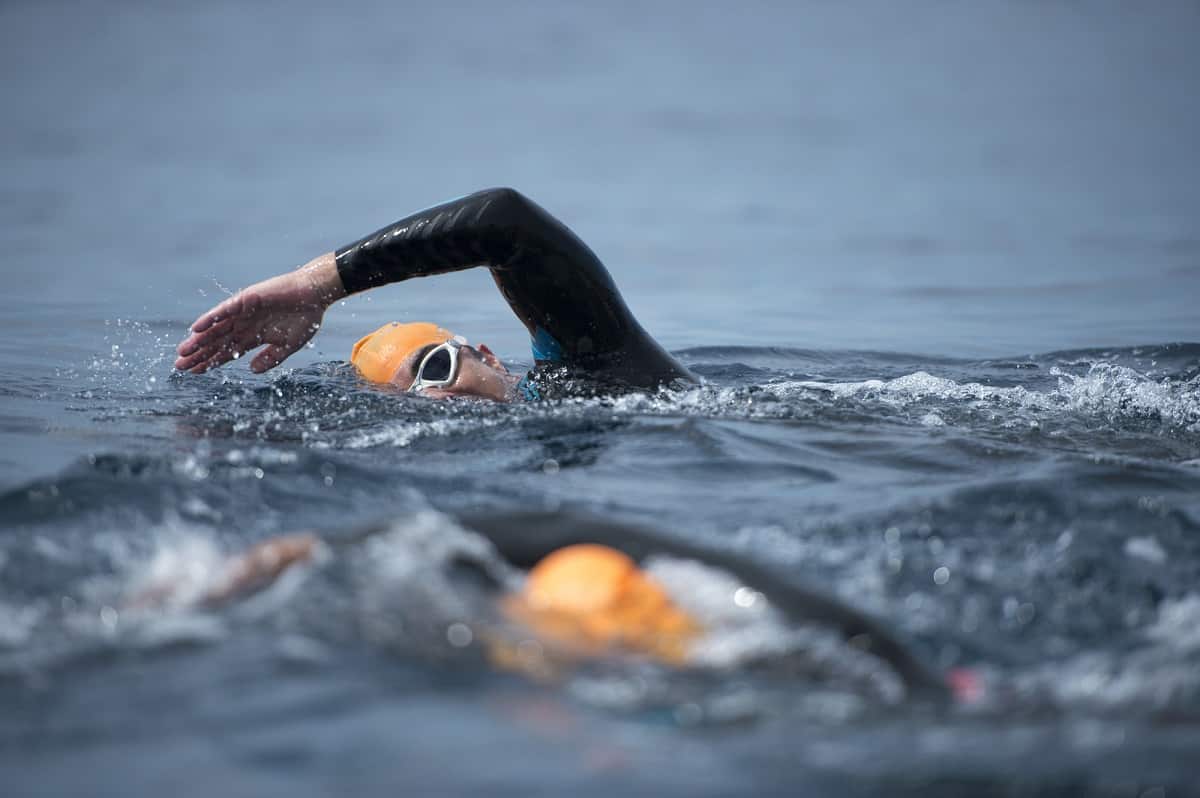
top-left (419, 347), bottom-right (453, 382)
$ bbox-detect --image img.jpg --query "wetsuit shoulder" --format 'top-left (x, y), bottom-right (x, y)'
top-left (335, 188), bottom-right (693, 390)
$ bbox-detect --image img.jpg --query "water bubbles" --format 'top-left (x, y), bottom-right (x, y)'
top-left (0, 602), bottom-right (43, 647)
top-left (541, 458), bottom-right (560, 475)
top-left (883, 526), bottom-right (901, 545)
top-left (99, 605), bottom-right (119, 631)
top-left (933, 566), bottom-right (950, 586)
top-left (733, 587), bottom-right (761, 608)
top-left (1124, 536), bottom-right (1166, 565)
top-left (446, 622), bottom-right (473, 647)
top-left (1003, 597), bottom-right (1036, 626)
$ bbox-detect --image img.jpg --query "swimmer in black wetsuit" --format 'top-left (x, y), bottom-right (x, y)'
top-left (175, 188), bottom-right (695, 400)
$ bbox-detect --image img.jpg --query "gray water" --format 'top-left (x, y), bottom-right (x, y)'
top-left (2, 2), bottom-right (1200, 795)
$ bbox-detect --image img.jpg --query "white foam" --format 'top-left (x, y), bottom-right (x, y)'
top-left (1123, 536), bottom-right (1167, 565)
top-left (353, 512), bottom-right (519, 642)
top-left (341, 416), bottom-right (505, 449)
top-left (1146, 593), bottom-right (1200, 652)
top-left (1017, 593), bottom-right (1200, 711)
top-left (776, 362), bottom-right (1199, 432)
top-left (125, 533), bottom-right (226, 610)
top-left (0, 601), bottom-right (44, 648)
top-left (646, 555), bottom-right (903, 701)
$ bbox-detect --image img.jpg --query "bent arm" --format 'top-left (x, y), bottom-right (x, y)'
top-left (178, 188), bottom-right (689, 385)
top-left (336, 188), bottom-right (689, 383)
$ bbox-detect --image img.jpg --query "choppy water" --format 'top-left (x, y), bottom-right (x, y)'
top-left (3, 1), bottom-right (1200, 795)
top-left (4, 334), bottom-right (1199, 794)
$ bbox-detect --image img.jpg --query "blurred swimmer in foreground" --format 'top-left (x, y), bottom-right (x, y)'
top-left (175, 188), bottom-right (695, 400)
top-left (131, 534), bottom-right (701, 670)
top-left (128, 526), bottom-right (975, 703)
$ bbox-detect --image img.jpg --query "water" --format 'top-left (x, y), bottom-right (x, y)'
top-left (3, 2), bottom-right (1199, 795)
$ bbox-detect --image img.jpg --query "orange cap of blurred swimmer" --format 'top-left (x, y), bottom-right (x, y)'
top-left (504, 543), bottom-right (701, 664)
top-left (350, 321), bottom-right (455, 384)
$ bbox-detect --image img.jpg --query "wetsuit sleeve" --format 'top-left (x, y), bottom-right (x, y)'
top-left (335, 187), bottom-right (689, 383)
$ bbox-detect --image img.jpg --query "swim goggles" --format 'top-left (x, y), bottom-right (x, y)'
top-left (410, 336), bottom-right (468, 392)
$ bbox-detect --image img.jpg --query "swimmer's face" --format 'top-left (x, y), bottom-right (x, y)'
top-left (395, 341), bottom-right (516, 402)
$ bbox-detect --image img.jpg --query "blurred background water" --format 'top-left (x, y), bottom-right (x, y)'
top-left (2, 1), bottom-right (1199, 795)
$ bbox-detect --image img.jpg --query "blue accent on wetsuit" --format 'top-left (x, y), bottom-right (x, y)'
top-left (531, 326), bottom-right (565, 363)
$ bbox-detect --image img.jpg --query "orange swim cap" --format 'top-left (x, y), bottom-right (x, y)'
top-left (503, 543), bottom-right (701, 665)
top-left (350, 321), bottom-right (456, 384)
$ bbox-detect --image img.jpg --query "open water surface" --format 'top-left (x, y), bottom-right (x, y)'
top-left (2, 2), bottom-right (1199, 795)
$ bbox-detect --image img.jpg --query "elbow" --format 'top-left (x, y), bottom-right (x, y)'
top-left (474, 186), bottom-right (547, 231)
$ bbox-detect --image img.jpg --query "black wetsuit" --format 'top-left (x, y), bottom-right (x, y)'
top-left (334, 188), bottom-right (694, 395)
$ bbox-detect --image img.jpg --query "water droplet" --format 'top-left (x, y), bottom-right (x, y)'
top-left (99, 605), bottom-right (119, 630)
top-left (733, 587), bottom-right (760, 608)
top-left (933, 566), bottom-right (950, 585)
top-left (446, 623), bottom-right (473, 647)
top-left (542, 459), bottom-right (560, 475)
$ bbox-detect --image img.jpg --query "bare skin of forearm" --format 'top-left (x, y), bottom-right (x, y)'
top-left (124, 532), bottom-right (323, 610)
top-left (175, 253), bottom-right (347, 374)
top-left (200, 533), bottom-right (322, 606)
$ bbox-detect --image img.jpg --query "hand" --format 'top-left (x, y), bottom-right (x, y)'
top-left (175, 253), bottom-right (346, 374)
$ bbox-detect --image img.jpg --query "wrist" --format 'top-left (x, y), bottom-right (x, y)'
top-left (298, 252), bottom-right (347, 306)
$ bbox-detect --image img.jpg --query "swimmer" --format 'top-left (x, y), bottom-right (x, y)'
top-left (127, 519), bottom-right (965, 703)
top-left (175, 187), bottom-right (696, 400)
top-left (128, 532), bottom-right (701, 672)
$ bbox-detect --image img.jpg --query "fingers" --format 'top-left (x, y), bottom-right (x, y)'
top-left (182, 336), bottom-right (262, 374)
top-left (250, 343), bottom-right (299, 373)
top-left (175, 290), bottom-right (262, 361)
top-left (187, 347), bottom-right (240, 374)
top-left (176, 315), bottom-right (237, 360)
top-left (190, 293), bottom-right (244, 335)
top-left (174, 284), bottom-right (317, 376)
top-left (178, 341), bottom-right (297, 375)
top-left (175, 324), bottom-right (255, 371)
top-left (173, 348), bottom-right (211, 372)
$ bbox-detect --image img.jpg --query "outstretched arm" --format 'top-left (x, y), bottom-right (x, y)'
top-left (177, 188), bottom-right (686, 383)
